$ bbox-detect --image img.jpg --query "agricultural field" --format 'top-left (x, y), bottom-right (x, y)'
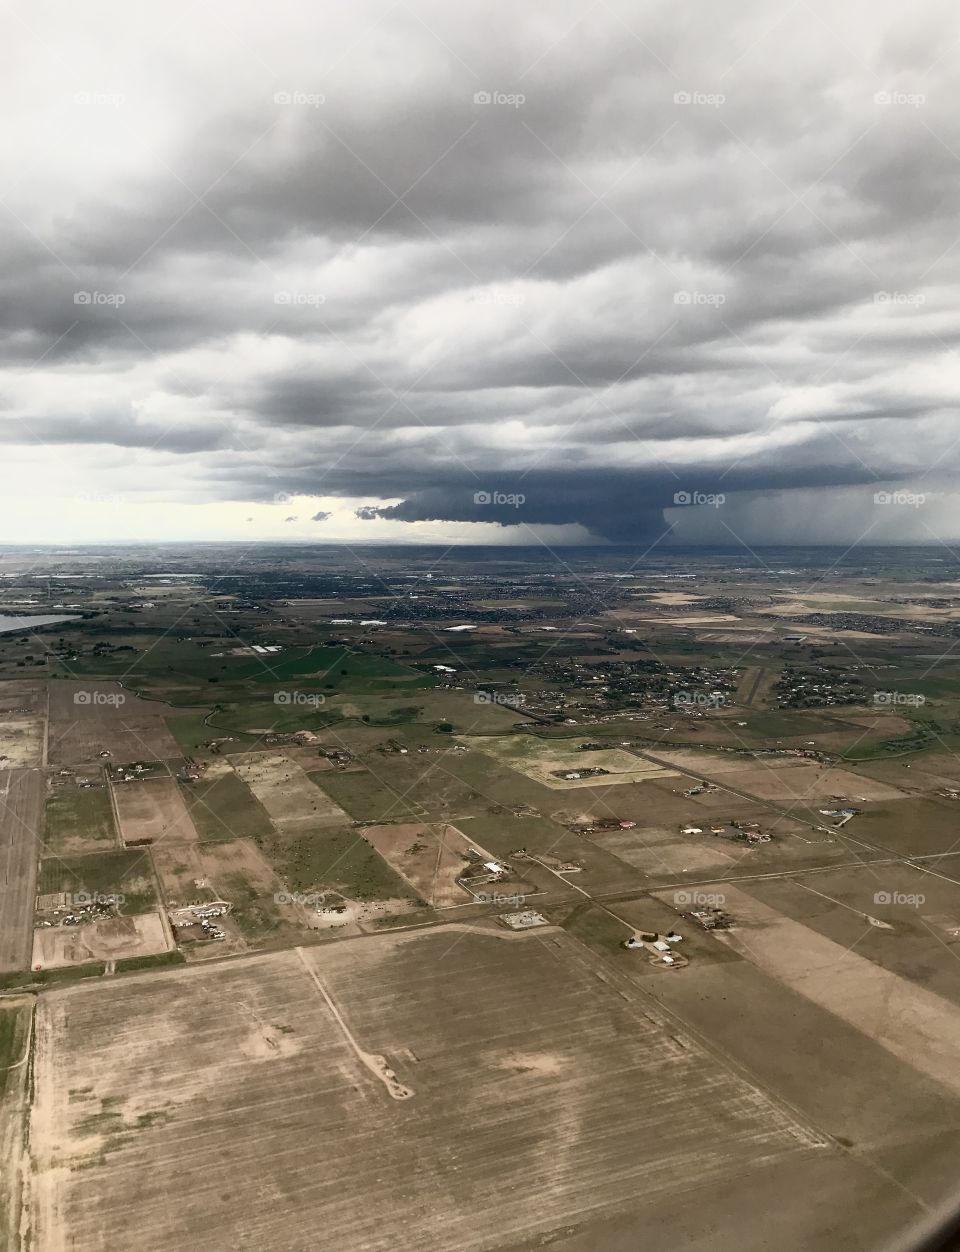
top-left (9, 549), bottom-right (960, 1250)
top-left (27, 928), bottom-right (826, 1252)
top-left (462, 734), bottom-right (679, 789)
top-left (47, 680), bottom-right (181, 765)
top-left (362, 821), bottom-right (529, 908)
top-left (36, 849), bottom-right (157, 914)
top-left (0, 997), bottom-right (32, 1248)
top-left (0, 769), bottom-right (44, 974)
top-left (41, 779), bottom-right (117, 854)
top-left (111, 774), bottom-right (200, 846)
top-left (231, 752), bottom-right (350, 829)
top-left (177, 759), bottom-right (274, 842)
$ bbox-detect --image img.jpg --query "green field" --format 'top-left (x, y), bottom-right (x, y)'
top-left (0, 1002), bottom-right (30, 1099)
top-left (37, 849), bottom-right (157, 913)
top-left (264, 826), bottom-right (420, 903)
top-left (238, 646), bottom-right (437, 692)
top-left (42, 787), bottom-right (117, 853)
top-left (309, 768), bottom-right (425, 823)
top-left (180, 771), bottom-right (274, 842)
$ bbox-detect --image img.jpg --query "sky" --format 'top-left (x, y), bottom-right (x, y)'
top-left (3, 0), bottom-right (960, 549)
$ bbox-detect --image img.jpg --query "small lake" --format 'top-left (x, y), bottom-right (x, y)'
top-left (0, 614), bottom-right (81, 634)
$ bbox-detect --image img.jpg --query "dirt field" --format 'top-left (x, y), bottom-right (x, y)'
top-left (679, 884), bottom-right (960, 1099)
top-left (231, 751), bottom-right (350, 828)
top-left (362, 822), bottom-right (525, 907)
top-left (0, 997), bottom-right (33, 1249)
top-left (640, 748), bottom-right (908, 804)
top-left (464, 735), bottom-right (678, 789)
top-left (0, 680), bottom-right (45, 768)
top-left (31, 912), bottom-right (169, 969)
top-left (0, 769), bottom-right (43, 973)
top-left (112, 775), bottom-right (199, 846)
top-left (47, 681), bottom-right (181, 766)
top-left (0, 716), bottom-right (44, 768)
top-left (27, 927), bottom-right (823, 1252)
top-left (152, 835), bottom-right (303, 948)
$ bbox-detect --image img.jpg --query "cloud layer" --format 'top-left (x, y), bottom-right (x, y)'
top-left (3, 0), bottom-right (959, 545)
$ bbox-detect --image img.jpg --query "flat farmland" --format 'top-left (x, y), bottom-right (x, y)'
top-left (463, 734), bottom-right (678, 789)
top-left (231, 752), bottom-right (349, 829)
top-left (0, 715), bottom-right (43, 768)
top-left (0, 769), bottom-right (43, 973)
top-left (48, 681), bottom-right (181, 766)
top-left (28, 929), bottom-right (823, 1252)
top-left (0, 997), bottom-right (33, 1249)
top-left (41, 782), bottom-right (117, 855)
top-left (112, 775), bottom-right (200, 846)
top-left (363, 821), bottom-right (522, 907)
top-left (637, 748), bottom-right (908, 805)
top-left (179, 759), bottom-right (274, 843)
top-left (0, 679), bottom-right (45, 768)
top-left (683, 884), bottom-right (960, 1102)
top-left (36, 849), bottom-right (157, 913)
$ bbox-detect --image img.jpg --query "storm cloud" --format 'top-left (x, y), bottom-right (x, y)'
top-left (2, 0), bottom-right (959, 545)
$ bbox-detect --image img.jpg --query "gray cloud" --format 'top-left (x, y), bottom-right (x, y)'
top-left (2, 0), bottom-right (959, 545)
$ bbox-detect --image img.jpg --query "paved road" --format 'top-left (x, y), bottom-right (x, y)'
top-left (0, 769), bottom-right (43, 973)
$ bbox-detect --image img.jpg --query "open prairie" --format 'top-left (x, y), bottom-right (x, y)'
top-left (48, 681), bottom-right (181, 766)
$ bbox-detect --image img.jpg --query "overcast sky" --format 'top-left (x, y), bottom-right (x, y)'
top-left (3, 0), bottom-right (960, 548)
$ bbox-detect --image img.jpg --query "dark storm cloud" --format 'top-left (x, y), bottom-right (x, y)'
top-left (3, 0), bottom-right (960, 542)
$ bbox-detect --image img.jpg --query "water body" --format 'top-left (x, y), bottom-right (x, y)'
top-left (0, 613), bottom-right (81, 634)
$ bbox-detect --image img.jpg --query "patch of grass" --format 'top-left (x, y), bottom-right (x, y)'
top-left (180, 771), bottom-right (274, 842)
top-left (42, 786), bottom-right (117, 852)
top-left (0, 1004), bottom-right (30, 1098)
top-left (267, 827), bottom-right (419, 902)
top-left (165, 710), bottom-right (216, 754)
top-left (37, 849), bottom-right (157, 909)
top-left (0, 964), bottom-right (106, 991)
top-left (311, 769), bottom-right (423, 822)
top-left (239, 646), bottom-right (436, 692)
top-left (562, 902), bottom-right (634, 957)
top-left (114, 951), bottom-right (186, 973)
